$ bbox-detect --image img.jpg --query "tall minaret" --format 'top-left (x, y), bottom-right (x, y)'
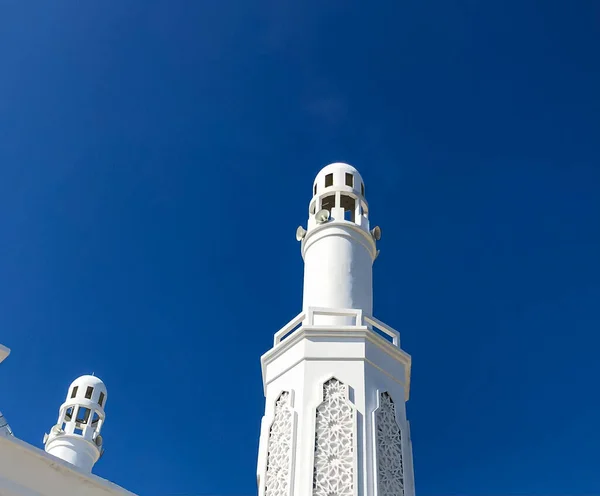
top-left (257, 163), bottom-right (415, 496)
top-left (44, 375), bottom-right (107, 472)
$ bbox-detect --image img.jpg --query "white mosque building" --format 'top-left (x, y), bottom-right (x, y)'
top-left (0, 163), bottom-right (415, 496)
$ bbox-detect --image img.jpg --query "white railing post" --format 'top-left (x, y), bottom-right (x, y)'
top-left (364, 315), bottom-right (400, 347)
top-left (274, 312), bottom-right (306, 346)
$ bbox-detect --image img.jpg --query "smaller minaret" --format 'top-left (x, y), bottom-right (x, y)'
top-left (44, 375), bottom-right (107, 472)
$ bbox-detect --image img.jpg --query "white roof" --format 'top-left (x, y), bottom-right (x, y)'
top-left (0, 435), bottom-right (137, 495)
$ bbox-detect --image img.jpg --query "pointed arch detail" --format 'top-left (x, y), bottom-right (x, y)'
top-left (374, 392), bottom-right (404, 496)
top-left (264, 391), bottom-right (295, 496)
top-left (312, 378), bottom-right (356, 496)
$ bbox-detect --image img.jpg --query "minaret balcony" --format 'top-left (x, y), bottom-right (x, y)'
top-left (261, 306), bottom-right (412, 401)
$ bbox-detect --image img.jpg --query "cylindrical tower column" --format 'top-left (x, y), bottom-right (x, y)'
top-left (300, 163), bottom-right (378, 325)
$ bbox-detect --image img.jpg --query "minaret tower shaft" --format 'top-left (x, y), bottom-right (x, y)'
top-left (302, 164), bottom-right (375, 326)
top-left (257, 163), bottom-right (415, 496)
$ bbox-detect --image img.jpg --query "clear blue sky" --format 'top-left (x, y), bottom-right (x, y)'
top-left (1, 1), bottom-right (599, 495)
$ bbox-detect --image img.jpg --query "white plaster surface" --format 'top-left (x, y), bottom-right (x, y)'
top-left (0, 435), bottom-right (136, 496)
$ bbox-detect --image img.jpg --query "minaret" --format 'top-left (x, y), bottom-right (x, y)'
top-left (44, 375), bottom-right (107, 473)
top-left (257, 163), bottom-right (415, 496)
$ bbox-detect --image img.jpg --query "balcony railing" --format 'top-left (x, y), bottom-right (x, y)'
top-left (273, 307), bottom-right (400, 347)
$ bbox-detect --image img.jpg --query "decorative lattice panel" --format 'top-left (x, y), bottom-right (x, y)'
top-left (375, 392), bottom-right (404, 496)
top-left (264, 392), bottom-right (293, 496)
top-left (313, 378), bottom-right (355, 496)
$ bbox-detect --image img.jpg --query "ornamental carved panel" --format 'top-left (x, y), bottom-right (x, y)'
top-left (375, 392), bottom-right (404, 496)
top-left (264, 392), bottom-right (294, 496)
top-left (313, 378), bottom-right (355, 496)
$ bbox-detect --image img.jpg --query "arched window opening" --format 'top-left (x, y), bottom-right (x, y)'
top-left (341, 195), bottom-right (356, 222)
top-left (76, 406), bottom-right (91, 425)
top-left (64, 406), bottom-right (74, 422)
top-left (91, 411), bottom-right (101, 428)
top-left (321, 195), bottom-right (335, 215)
top-left (345, 173), bottom-right (354, 187)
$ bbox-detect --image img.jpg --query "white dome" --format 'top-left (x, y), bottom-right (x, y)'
top-left (66, 375), bottom-right (107, 408)
top-left (69, 375), bottom-right (106, 390)
top-left (318, 162), bottom-right (360, 174)
top-left (313, 163), bottom-right (365, 198)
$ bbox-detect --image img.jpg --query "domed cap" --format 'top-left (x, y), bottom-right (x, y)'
top-left (66, 375), bottom-right (107, 409)
top-left (312, 163), bottom-right (365, 198)
top-left (69, 375), bottom-right (105, 390)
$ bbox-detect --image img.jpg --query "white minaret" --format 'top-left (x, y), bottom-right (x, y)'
top-left (257, 163), bottom-right (415, 496)
top-left (44, 375), bottom-right (107, 473)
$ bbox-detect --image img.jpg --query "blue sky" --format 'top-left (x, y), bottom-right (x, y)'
top-left (1, 1), bottom-right (599, 495)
